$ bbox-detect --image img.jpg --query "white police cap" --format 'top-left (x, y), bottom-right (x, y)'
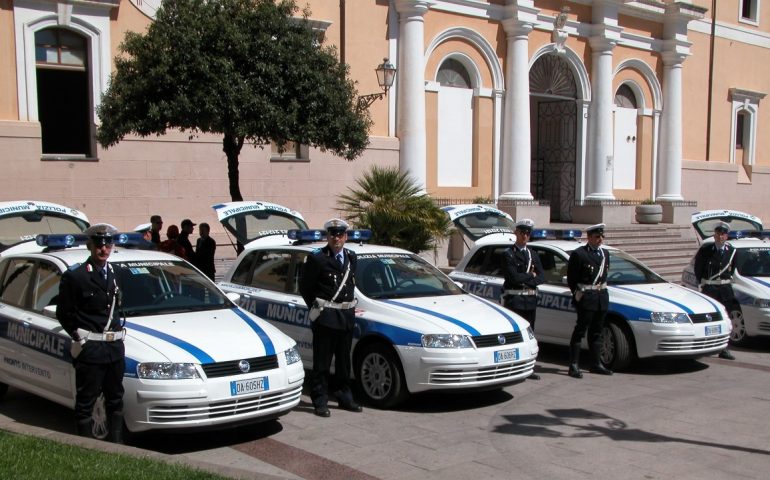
top-left (586, 223), bottom-right (606, 235)
top-left (85, 223), bottom-right (118, 238)
top-left (514, 219), bottom-right (535, 231)
top-left (324, 218), bottom-right (349, 231)
top-left (714, 221), bottom-right (730, 233)
top-left (134, 223), bottom-right (152, 233)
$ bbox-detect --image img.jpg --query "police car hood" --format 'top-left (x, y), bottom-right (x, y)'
top-left (0, 200), bottom-right (89, 256)
top-left (125, 307), bottom-right (292, 363)
top-left (691, 209), bottom-right (763, 241)
top-left (372, 294), bottom-right (525, 335)
top-left (211, 200), bottom-right (308, 246)
top-left (610, 283), bottom-right (721, 315)
top-left (442, 204), bottom-right (516, 242)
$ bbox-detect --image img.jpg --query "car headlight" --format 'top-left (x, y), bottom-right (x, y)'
top-left (753, 298), bottom-right (770, 308)
top-left (650, 312), bottom-right (691, 324)
top-left (284, 346), bottom-right (302, 365)
top-left (527, 326), bottom-right (535, 340)
top-left (421, 334), bottom-right (473, 348)
top-left (137, 362), bottom-right (200, 379)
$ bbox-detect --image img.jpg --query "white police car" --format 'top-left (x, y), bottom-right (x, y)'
top-left (213, 201), bottom-right (538, 408)
top-left (0, 200), bottom-right (89, 256)
top-left (445, 204), bottom-right (731, 370)
top-left (682, 210), bottom-right (770, 345)
top-left (0, 233), bottom-right (303, 439)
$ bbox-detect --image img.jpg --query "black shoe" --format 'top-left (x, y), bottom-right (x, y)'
top-left (314, 406), bottom-right (331, 417)
top-left (591, 364), bottom-right (613, 375)
top-left (528, 372), bottom-right (541, 380)
top-left (719, 349), bottom-right (736, 360)
top-left (568, 365), bottom-right (583, 379)
top-left (338, 400), bottom-right (363, 413)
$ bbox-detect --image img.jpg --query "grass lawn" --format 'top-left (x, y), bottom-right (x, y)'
top-left (0, 430), bottom-right (231, 479)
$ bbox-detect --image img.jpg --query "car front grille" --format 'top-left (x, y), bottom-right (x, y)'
top-left (657, 334), bottom-right (729, 351)
top-left (689, 312), bottom-right (723, 324)
top-left (429, 358), bottom-right (535, 385)
top-left (201, 355), bottom-right (279, 378)
top-left (147, 384), bottom-right (302, 424)
top-left (472, 332), bottom-right (524, 348)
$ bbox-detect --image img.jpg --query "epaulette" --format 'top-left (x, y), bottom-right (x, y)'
top-left (69, 263), bottom-right (82, 271)
top-left (311, 247), bottom-right (322, 254)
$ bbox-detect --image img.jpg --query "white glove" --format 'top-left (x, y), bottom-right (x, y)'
top-left (70, 338), bottom-right (86, 359)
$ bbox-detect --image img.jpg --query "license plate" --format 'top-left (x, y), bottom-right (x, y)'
top-left (230, 376), bottom-right (269, 396)
top-left (705, 325), bottom-right (721, 336)
top-left (494, 348), bottom-right (519, 363)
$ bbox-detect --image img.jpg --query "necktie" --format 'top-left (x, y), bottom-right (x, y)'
top-left (336, 253), bottom-right (343, 265)
top-left (102, 267), bottom-right (108, 286)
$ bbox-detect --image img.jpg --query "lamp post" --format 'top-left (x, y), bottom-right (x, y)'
top-left (357, 58), bottom-right (397, 111)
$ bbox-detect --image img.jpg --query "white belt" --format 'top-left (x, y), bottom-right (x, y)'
top-left (701, 279), bottom-right (732, 286)
top-left (577, 283), bottom-right (607, 291)
top-left (77, 328), bottom-right (126, 342)
top-left (504, 289), bottom-right (538, 296)
top-left (316, 298), bottom-right (358, 310)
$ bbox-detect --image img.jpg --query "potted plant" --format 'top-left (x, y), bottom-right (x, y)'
top-left (635, 199), bottom-right (663, 224)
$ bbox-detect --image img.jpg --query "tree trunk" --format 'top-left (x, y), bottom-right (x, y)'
top-left (223, 133), bottom-right (245, 202)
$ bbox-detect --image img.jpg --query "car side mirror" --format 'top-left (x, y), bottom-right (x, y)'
top-left (43, 305), bottom-right (57, 319)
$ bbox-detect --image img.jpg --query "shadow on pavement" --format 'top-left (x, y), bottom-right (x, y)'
top-left (493, 407), bottom-right (770, 456)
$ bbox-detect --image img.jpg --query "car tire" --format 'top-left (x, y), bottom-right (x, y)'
top-left (600, 322), bottom-right (632, 371)
top-left (356, 343), bottom-right (409, 409)
top-left (728, 309), bottom-right (749, 346)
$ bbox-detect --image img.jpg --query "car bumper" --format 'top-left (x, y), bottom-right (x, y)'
top-left (397, 338), bottom-right (538, 393)
top-left (633, 320), bottom-right (731, 358)
top-left (742, 305), bottom-right (770, 338)
top-left (123, 363), bottom-right (304, 433)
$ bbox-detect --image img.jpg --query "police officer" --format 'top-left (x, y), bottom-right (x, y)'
top-left (56, 224), bottom-right (126, 442)
top-left (501, 219), bottom-right (545, 379)
top-left (566, 223), bottom-right (613, 378)
top-left (299, 218), bottom-right (362, 417)
top-left (693, 221), bottom-right (738, 360)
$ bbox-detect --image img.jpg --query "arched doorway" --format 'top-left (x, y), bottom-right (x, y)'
top-left (436, 58), bottom-right (474, 187)
top-left (613, 84), bottom-right (639, 189)
top-left (529, 53), bottom-right (578, 222)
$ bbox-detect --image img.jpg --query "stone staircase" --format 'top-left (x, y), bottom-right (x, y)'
top-left (602, 224), bottom-right (700, 284)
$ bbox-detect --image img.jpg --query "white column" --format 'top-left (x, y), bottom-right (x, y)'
top-left (395, 0), bottom-right (432, 191)
top-left (499, 19), bottom-right (534, 200)
top-left (657, 51), bottom-right (685, 202)
top-left (586, 36), bottom-right (616, 200)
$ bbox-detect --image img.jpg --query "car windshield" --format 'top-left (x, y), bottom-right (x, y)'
top-left (116, 260), bottom-right (232, 316)
top-left (607, 250), bottom-right (666, 285)
top-left (0, 213), bottom-right (88, 252)
top-left (356, 253), bottom-right (463, 299)
top-left (735, 247), bottom-right (770, 277)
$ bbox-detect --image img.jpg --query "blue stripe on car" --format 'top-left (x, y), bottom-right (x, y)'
top-left (125, 322), bottom-right (215, 364)
top-left (471, 296), bottom-right (521, 331)
top-left (124, 357), bottom-right (139, 377)
top-left (356, 318), bottom-right (423, 346)
top-left (231, 307), bottom-right (275, 356)
top-left (746, 276), bottom-right (770, 289)
top-left (614, 286), bottom-right (694, 314)
top-left (382, 299), bottom-right (481, 336)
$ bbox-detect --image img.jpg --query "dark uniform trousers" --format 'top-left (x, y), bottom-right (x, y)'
top-left (567, 246), bottom-right (610, 368)
top-left (299, 246), bottom-right (358, 409)
top-left (57, 260), bottom-right (125, 423)
top-left (694, 243), bottom-right (741, 314)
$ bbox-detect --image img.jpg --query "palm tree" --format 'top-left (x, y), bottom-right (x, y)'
top-left (337, 166), bottom-right (451, 253)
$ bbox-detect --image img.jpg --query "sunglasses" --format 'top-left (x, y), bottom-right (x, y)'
top-left (327, 230), bottom-right (347, 238)
top-left (92, 239), bottom-right (114, 247)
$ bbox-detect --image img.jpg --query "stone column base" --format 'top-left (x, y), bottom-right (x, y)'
top-left (496, 203), bottom-right (551, 227)
top-left (660, 202), bottom-right (697, 225)
top-left (571, 204), bottom-right (635, 225)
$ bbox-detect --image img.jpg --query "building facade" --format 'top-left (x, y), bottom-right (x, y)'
top-left (1, 0), bottom-right (769, 240)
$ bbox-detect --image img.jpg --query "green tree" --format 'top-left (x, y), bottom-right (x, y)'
top-left (337, 166), bottom-right (451, 253)
top-left (97, 0), bottom-right (370, 201)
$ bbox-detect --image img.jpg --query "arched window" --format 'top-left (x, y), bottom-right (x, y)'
top-left (436, 58), bottom-right (474, 187)
top-left (35, 28), bottom-right (92, 157)
top-left (613, 83), bottom-right (640, 189)
top-left (614, 84), bottom-right (638, 109)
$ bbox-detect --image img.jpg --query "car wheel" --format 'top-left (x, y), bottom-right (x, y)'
top-left (356, 343), bottom-right (408, 409)
top-left (600, 323), bottom-right (632, 371)
top-left (91, 394), bottom-right (110, 440)
top-left (728, 309), bottom-right (749, 346)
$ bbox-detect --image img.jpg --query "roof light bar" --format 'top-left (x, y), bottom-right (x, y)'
top-left (36, 232), bottom-right (145, 249)
top-left (529, 229), bottom-right (582, 241)
top-left (729, 230), bottom-right (770, 240)
top-left (287, 229), bottom-right (372, 243)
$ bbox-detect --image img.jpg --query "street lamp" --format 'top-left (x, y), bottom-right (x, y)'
top-left (357, 58), bottom-right (397, 111)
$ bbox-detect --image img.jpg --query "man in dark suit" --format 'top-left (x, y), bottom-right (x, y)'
top-left (693, 221), bottom-right (738, 360)
top-left (567, 223), bottom-right (613, 378)
top-left (299, 218), bottom-right (361, 417)
top-left (501, 218), bottom-right (545, 379)
top-left (178, 218), bottom-right (196, 263)
top-left (194, 222), bottom-right (217, 280)
top-left (57, 224), bottom-right (126, 442)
